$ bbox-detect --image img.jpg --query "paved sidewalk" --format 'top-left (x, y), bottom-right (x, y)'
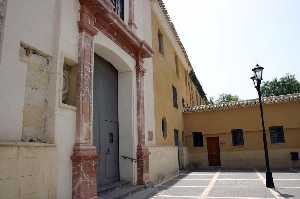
top-left (147, 169), bottom-right (300, 199)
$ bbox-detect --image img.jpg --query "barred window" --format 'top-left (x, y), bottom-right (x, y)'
top-left (231, 129), bottom-right (244, 146)
top-left (193, 132), bottom-right (203, 147)
top-left (111, 0), bottom-right (124, 20)
top-left (172, 85), bottom-right (178, 108)
top-left (174, 129), bottom-right (179, 146)
top-left (175, 55), bottom-right (179, 77)
top-left (269, 126), bottom-right (285, 144)
top-left (162, 117), bottom-right (167, 139)
top-left (158, 30), bottom-right (164, 54)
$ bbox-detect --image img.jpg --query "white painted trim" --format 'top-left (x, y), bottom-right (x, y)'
top-left (207, 197), bottom-right (275, 199)
top-left (200, 170), bottom-right (220, 199)
top-left (152, 195), bottom-right (199, 198)
top-left (279, 187), bottom-right (300, 189)
top-left (255, 170), bottom-right (284, 199)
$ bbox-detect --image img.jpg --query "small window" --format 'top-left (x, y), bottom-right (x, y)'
top-left (162, 117), bottom-right (167, 139)
top-left (62, 59), bottom-right (77, 107)
top-left (158, 30), bottom-right (164, 54)
top-left (172, 85), bottom-right (178, 108)
top-left (174, 129), bottom-right (179, 146)
top-left (269, 126), bottom-right (285, 144)
top-left (175, 55), bottom-right (179, 77)
top-left (112, 0), bottom-right (124, 20)
top-left (231, 129), bottom-right (244, 146)
top-left (193, 132), bottom-right (203, 147)
top-left (291, 152), bottom-right (299, 161)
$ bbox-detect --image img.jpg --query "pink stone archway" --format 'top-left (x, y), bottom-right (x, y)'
top-left (71, 1), bottom-right (153, 198)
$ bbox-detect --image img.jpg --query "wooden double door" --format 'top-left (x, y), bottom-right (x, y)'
top-left (93, 55), bottom-right (119, 190)
top-left (206, 137), bottom-right (221, 166)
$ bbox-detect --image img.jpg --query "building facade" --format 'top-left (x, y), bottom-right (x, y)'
top-left (147, 0), bottom-right (207, 183)
top-left (184, 94), bottom-right (300, 169)
top-left (0, 0), bottom-right (205, 198)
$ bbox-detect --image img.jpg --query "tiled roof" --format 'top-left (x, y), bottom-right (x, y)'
top-left (184, 93), bottom-right (300, 113)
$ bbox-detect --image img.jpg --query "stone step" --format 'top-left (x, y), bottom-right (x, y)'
top-left (99, 183), bottom-right (146, 199)
top-left (99, 181), bottom-right (131, 194)
top-left (123, 186), bottom-right (159, 199)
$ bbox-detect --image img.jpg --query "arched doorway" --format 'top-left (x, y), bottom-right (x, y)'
top-left (93, 54), bottom-right (119, 189)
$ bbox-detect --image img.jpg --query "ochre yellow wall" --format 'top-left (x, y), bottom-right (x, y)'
top-left (183, 101), bottom-right (300, 169)
top-left (151, 11), bottom-right (205, 146)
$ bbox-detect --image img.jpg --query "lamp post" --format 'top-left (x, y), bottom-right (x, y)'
top-left (251, 64), bottom-right (275, 188)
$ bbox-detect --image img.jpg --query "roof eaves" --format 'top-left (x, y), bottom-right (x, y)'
top-left (184, 93), bottom-right (300, 113)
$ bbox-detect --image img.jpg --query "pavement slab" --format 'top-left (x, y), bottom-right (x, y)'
top-left (129, 169), bottom-right (300, 199)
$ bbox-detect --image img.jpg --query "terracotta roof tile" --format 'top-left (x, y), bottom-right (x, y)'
top-left (184, 93), bottom-right (300, 113)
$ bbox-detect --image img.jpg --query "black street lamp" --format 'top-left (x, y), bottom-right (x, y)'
top-left (251, 64), bottom-right (275, 188)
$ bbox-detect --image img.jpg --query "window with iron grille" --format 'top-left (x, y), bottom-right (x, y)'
top-left (111, 0), bottom-right (124, 20)
top-left (193, 132), bottom-right (203, 147)
top-left (231, 129), bottom-right (244, 146)
top-left (162, 117), bottom-right (167, 139)
top-left (172, 85), bottom-right (178, 108)
top-left (175, 55), bottom-right (179, 77)
top-left (158, 30), bottom-right (164, 54)
top-left (174, 129), bottom-right (179, 146)
top-left (269, 126), bottom-right (285, 144)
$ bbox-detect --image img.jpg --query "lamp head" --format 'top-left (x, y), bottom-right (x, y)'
top-left (252, 64), bottom-right (264, 81)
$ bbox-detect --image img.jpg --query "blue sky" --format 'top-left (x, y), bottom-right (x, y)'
top-left (163, 0), bottom-right (300, 100)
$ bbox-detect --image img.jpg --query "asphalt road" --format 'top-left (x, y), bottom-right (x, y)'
top-left (148, 169), bottom-right (300, 199)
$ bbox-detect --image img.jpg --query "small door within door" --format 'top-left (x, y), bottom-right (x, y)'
top-left (207, 137), bottom-right (221, 166)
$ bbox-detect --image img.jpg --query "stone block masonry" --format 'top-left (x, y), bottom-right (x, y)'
top-left (0, 142), bottom-right (56, 199)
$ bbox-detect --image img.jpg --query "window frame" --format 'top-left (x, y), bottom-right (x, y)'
top-left (192, 132), bottom-right (204, 147)
top-left (158, 30), bottom-right (164, 55)
top-left (161, 117), bottom-right (167, 139)
top-left (172, 85), bottom-right (178, 109)
top-left (231, 129), bottom-right (245, 146)
top-left (175, 54), bottom-right (179, 77)
top-left (269, 126), bottom-right (285, 144)
top-left (174, 129), bottom-right (179, 146)
top-left (111, 0), bottom-right (125, 20)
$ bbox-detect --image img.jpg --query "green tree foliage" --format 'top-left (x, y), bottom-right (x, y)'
top-left (261, 74), bottom-right (300, 97)
top-left (215, 93), bottom-right (239, 104)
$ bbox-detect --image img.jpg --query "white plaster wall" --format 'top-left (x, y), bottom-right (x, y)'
top-left (55, 109), bottom-right (76, 199)
top-left (148, 146), bottom-right (179, 184)
top-left (0, 0), bottom-right (156, 198)
top-left (134, 0), bottom-right (156, 145)
top-left (0, 0), bottom-right (58, 141)
top-left (53, 0), bottom-right (79, 198)
top-left (118, 71), bottom-right (136, 182)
